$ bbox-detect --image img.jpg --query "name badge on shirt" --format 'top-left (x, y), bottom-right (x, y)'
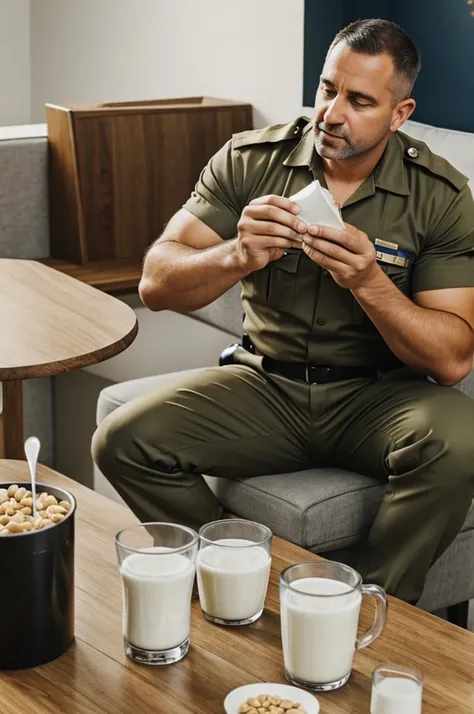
top-left (374, 239), bottom-right (414, 268)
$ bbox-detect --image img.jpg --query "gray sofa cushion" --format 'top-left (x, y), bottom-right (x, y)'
top-left (190, 284), bottom-right (242, 338)
top-left (0, 132), bottom-right (49, 259)
top-left (206, 470), bottom-right (385, 550)
top-left (97, 369), bottom-right (474, 552)
top-left (456, 370), bottom-right (474, 399)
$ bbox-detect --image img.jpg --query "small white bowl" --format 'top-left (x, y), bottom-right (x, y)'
top-left (224, 682), bottom-right (320, 714)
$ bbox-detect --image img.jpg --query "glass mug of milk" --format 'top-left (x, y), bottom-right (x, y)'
top-left (280, 561), bottom-right (387, 691)
top-left (197, 519), bottom-right (272, 626)
top-left (115, 522), bottom-right (198, 665)
top-left (371, 665), bottom-right (423, 714)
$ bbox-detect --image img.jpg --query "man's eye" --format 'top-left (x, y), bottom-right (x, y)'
top-left (353, 100), bottom-right (370, 108)
top-left (323, 87), bottom-right (336, 97)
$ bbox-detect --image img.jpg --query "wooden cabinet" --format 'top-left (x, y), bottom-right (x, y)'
top-left (46, 97), bottom-right (253, 275)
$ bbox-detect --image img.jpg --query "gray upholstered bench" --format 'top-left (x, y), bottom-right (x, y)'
top-left (96, 366), bottom-right (474, 618)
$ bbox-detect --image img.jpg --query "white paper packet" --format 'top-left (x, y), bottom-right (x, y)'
top-left (290, 180), bottom-right (345, 231)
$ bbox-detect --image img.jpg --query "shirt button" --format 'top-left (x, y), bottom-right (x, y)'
top-left (316, 317), bottom-right (326, 326)
top-left (407, 147), bottom-right (419, 158)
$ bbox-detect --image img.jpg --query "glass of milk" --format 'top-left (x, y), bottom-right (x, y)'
top-left (197, 519), bottom-right (272, 626)
top-left (371, 665), bottom-right (423, 714)
top-left (280, 561), bottom-right (387, 691)
top-left (115, 522), bottom-right (198, 665)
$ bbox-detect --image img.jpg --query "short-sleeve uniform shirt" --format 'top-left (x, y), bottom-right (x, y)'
top-left (184, 117), bottom-right (474, 367)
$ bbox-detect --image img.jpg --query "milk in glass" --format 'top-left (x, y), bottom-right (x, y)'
top-left (281, 577), bottom-right (362, 684)
top-left (370, 676), bottom-right (423, 714)
top-left (120, 547), bottom-right (195, 651)
top-left (197, 538), bottom-right (271, 621)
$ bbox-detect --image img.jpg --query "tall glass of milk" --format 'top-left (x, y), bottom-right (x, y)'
top-left (115, 522), bottom-right (198, 665)
top-left (280, 561), bottom-right (387, 691)
top-left (371, 665), bottom-right (423, 714)
top-left (197, 519), bottom-right (272, 626)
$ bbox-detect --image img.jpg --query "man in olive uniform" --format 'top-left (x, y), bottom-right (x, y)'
top-left (92, 19), bottom-right (474, 603)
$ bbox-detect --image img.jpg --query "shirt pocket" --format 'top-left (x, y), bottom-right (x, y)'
top-left (268, 250), bottom-right (301, 312)
top-left (242, 250), bottom-right (301, 313)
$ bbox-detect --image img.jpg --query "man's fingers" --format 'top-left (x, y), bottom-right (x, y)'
top-left (244, 204), bottom-right (307, 233)
top-left (302, 243), bottom-right (350, 274)
top-left (249, 194), bottom-right (301, 215)
top-left (343, 222), bottom-right (360, 235)
top-left (307, 224), bottom-right (364, 253)
top-left (240, 215), bottom-right (305, 243)
top-left (262, 222), bottom-right (303, 243)
top-left (251, 235), bottom-right (302, 250)
top-left (303, 235), bottom-right (356, 265)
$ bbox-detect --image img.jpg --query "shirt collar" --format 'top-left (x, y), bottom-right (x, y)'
top-left (374, 132), bottom-right (410, 196)
top-left (282, 122), bottom-right (315, 168)
top-left (283, 124), bottom-right (410, 197)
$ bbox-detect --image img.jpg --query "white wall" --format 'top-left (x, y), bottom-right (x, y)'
top-left (30, 0), bottom-right (306, 127)
top-left (0, 0), bottom-right (30, 125)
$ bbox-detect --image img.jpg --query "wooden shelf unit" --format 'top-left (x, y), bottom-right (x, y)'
top-left (46, 96), bottom-right (253, 273)
top-left (40, 258), bottom-right (142, 294)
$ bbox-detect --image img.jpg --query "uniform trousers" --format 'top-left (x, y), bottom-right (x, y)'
top-left (92, 349), bottom-right (474, 603)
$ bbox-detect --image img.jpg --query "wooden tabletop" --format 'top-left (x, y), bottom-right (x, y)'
top-left (0, 259), bottom-right (138, 380)
top-left (1, 461), bottom-right (474, 713)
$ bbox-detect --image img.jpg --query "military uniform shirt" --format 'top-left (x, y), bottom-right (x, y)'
top-left (183, 117), bottom-right (474, 367)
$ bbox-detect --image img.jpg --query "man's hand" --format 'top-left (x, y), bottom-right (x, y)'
top-left (302, 222), bottom-right (380, 289)
top-left (235, 195), bottom-right (308, 273)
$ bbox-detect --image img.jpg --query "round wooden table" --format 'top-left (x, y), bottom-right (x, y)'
top-left (0, 259), bottom-right (138, 458)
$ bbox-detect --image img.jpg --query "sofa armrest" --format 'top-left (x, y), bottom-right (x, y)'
top-left (454, 369), bottom-right (474, 398)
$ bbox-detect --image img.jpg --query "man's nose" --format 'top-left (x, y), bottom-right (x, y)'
top-left (323, 97), bottom-right (345, 125)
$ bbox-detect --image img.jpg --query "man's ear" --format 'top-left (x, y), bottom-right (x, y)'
top-left (390, 98), bottom-right (416, 132)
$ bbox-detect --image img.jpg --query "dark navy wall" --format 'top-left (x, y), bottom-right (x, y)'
top-left (303, 1), bottom-right (344, 108)
top-left (304, 0), bottom-right (474, 132)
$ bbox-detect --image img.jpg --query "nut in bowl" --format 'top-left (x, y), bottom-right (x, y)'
top-left (0, 484), bottom-right (72, 535)
top-left (224, 683), bottom-right (320, 714)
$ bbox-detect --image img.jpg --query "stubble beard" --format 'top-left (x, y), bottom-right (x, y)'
top-left (314, 119), bottom-right (393, 161)
top-left (315, 135), bottom-right (357, 160)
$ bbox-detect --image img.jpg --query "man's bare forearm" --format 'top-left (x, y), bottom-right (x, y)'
top-left (139, 238), bottom-right (249, 312)
top-left (352, 270), bottom-right (473, 385)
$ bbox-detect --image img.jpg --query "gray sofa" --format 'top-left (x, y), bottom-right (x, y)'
top-left (96, 119), bottom-right (474, 616)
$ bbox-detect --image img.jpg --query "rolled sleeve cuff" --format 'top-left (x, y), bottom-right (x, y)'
top-left (183, 196), bottom-right (238, 240)
top-left (413, 269), bottom-right (474, 293)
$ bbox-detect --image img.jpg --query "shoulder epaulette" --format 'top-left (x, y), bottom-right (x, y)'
top-left (232, 116), bottom-right (311, 150)
top-left (397, 130), bottom-right (468, 192)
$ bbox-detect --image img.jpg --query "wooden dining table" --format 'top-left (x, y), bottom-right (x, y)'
top-left (0, 259), bottom-right (138, 458)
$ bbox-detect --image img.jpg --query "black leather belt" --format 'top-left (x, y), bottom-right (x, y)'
top-left (262, 357), bottom-right (377, 384)
top-left (242, 335), bottom-right (376, 384)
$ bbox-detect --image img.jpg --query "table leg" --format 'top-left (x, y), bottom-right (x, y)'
top-left (0, 380), bottom-right (24, 459)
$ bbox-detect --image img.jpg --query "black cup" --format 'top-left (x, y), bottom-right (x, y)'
top-left (0, 482), bottom-right (75, 669)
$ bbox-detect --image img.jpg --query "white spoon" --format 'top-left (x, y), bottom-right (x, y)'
top-left (24, 436), bottom-right (41, 521)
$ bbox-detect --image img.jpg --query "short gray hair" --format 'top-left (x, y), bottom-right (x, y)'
top-left (330, 18), bottom-right (421, 101)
